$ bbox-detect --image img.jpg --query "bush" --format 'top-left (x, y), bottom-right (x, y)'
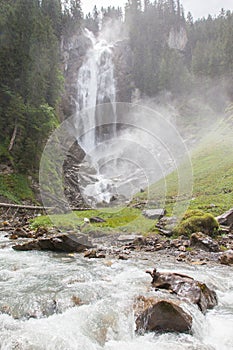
top-left (173, 210), bottom-right (219, 237)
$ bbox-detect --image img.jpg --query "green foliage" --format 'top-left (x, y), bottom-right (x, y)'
top-left (0, 174), bottom-right (35, 203)
top-left (173, 211), bottom-right (219, 237)
top-left (0, 0), bottom-right (83, 175)
top-left (0, 144), bottom-right (12, 164)
top-left (182, 209), bottom-right (207, 220)
top-left (31, 207), bottom-right (156, 234)
top-left (190, 12), bottom-right (233, 78)
top-left (124, 1), bottom-right (233, 97)
top-left (125, 0), bottom-right (188, 96)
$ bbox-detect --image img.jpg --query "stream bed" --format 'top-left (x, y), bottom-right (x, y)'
top-left (0, 246), bottom-right (233, 350)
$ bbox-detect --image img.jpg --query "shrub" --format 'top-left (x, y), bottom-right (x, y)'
top-left (173, 210), bottom-right (219, 237)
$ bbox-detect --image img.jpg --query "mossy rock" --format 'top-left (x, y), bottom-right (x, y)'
top-left (173, 210), bottom-right (219, 237)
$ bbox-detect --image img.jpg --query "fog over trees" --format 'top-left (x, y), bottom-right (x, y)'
top-left (0, 0), bottom-right (233, 174)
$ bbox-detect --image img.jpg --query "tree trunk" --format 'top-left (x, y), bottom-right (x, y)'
top-left (8, 121), bottom-right (18, 151)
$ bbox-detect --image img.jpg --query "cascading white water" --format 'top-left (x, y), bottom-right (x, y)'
top-left (76, 29), bottom-right (116, 153)
top-left (74, 29), bottom-right (191, 208)
top-left (1, 239), bottom-right (233, 350)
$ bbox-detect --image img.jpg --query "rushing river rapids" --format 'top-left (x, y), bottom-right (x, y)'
top-left (0, 241), bottom-right (233, 350)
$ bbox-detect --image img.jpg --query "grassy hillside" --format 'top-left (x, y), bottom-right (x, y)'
top-left (0, 144), bottom-right (35, 203)
top-left (134, 116), bottom-right (233, 218)
top-left (0, 173), bottom-right (35, 203)
top-left (31, 207), bottom-right (155, 234)
top-left (31, 116), bottom-right (233, 233)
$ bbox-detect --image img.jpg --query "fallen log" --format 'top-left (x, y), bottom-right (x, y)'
top-left (0, 202), bottom-right (91, 211)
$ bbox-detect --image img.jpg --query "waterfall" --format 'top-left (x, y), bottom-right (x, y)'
top-left (74, 29), bottom-right (187, 207)
top-left (76, 29), bottom-right (116, 153)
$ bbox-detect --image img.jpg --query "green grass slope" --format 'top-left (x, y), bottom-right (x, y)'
top-left (32, 116), bottom-right (233, 233)
top-left (134, 116), bottom-right (233, 217)
top-left (0, 173), bottom-right (35, 203)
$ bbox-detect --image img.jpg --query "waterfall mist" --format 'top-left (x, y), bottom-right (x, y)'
top-left (73, 26), bottom-right (193, 208)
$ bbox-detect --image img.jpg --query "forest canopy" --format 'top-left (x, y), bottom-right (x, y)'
top-left (0, 0), bottom-right (232, 175)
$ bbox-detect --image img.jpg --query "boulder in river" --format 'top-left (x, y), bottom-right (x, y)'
top-left (12, 233), bottom-right (93, 253)
top-left (146, 268), bottom-right (217, 313)
top-left (135, 296), bottom-right (192, 334)
top-left (190, 232), bottom-right (219, 252)
top-left (219, 250), bottom-right (233, 265)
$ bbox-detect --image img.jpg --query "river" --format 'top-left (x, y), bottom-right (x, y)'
top-left (0, 243), bottom-right (233, 349)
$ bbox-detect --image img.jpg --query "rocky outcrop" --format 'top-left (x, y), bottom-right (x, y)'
top-left (217, 208), bottom-right (233, 227)
top-left (63, 141), bottom-right (86, 208)
top-left (12, 233), bottom-right (93, 253)
top-left (135, 296), bottom-right (192, 334)
top-left (146, 268), bottom-right (217, 313)
top-left (60, 32), bottom-right (92, 118)
top-left (143, 209), bottom-right (166, 220)
top-left (84, 249), bottom-right (106, 259)
top-left (219, 250), bottom-right (233, 265)
top-left (60, 32), bottom-right (134, 119)
top-left (113, 39), bottom-right (134, 102)
top-left (168, 27), bottom-right (188, 51)
top-left (190, 232), bottom-right (219, 252)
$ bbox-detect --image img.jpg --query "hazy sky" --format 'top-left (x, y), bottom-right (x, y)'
top-left (81, 0), bottom-right (233, 19)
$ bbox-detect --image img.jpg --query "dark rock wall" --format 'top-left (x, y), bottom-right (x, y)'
top-left (60, 32), bottom-right (92, 119)
top-left (113, 39), bottom-right (134, 103)
top-left (60, 31), bottom-right (134, 120)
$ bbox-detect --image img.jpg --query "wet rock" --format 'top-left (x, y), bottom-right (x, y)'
top-left (157, 228), bottom-right (173, 237)
top-left (131, 236), bottom-right (147, 246)
top-left (84, 249), bottom-right (106, 259)
top-left (216, 208), bottom-right (233, 226)
top-left (190, 232), bottom-right (219, 252)
top-left (190, 260), bottom-right (207, 266)
top-left (154, 243), bottom-right (165, 251)
top-left (156, 216), bottom-right (177, 235)
top-left (177, 252), bottom-right (187, 261)
top-left (171, 239), bottom-right (182, 248)
top-left (219, 225), bottom-right (231, 235)
top-left (12, 233), bottom-right (93, 253)
top-left (117, 234), bottom-right (143, 243)
top-left (84, 249), bottom-right (97, 258)
top-left (1, 221), bottom-right (10, 227)
top-left (8, 233), bottom-right (19, 240)
top-left (89, 216), bottom-right (106, 223)
top-left (63, 141), bottom-right (86, 208)
top-left (71, 295), bottom-right (84, 306)
top-left (183, 240), bottom-right (190, 247)
top-left (178, 245), bottom-right (186, 252)
top-left (118, 254), bottom-right (128, 260)
top-left (219, 250), bottom-right (233, 265)
top-left (96, 252), bottom-right (106, 259)
top-left (14, 227), bottom-right (28, 236)
top-left (146, 268), bottom-right (217, 313)
top-left (143, 209), bottom-right (166, 220)
top-left (135, 296), bottom-right (192, 334)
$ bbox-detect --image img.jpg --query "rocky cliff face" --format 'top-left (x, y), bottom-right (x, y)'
top-left (168, 27), bottom-right (188, 51)
top-left (60, 31), bottom-right (134, 120)
top-left (113, 39), bottom-right (134, 103)
top-left (60, 31), bottom-right (92, 119)
top-left (60, 31), bottom-right (134, 207)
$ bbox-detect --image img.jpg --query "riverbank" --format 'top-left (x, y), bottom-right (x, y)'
top-left (0, 238), bottom-right (233, 349)
top-left (1, 212), bottom-right (232, 267)
top-left (1, 205), bottom-right (233, 349)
